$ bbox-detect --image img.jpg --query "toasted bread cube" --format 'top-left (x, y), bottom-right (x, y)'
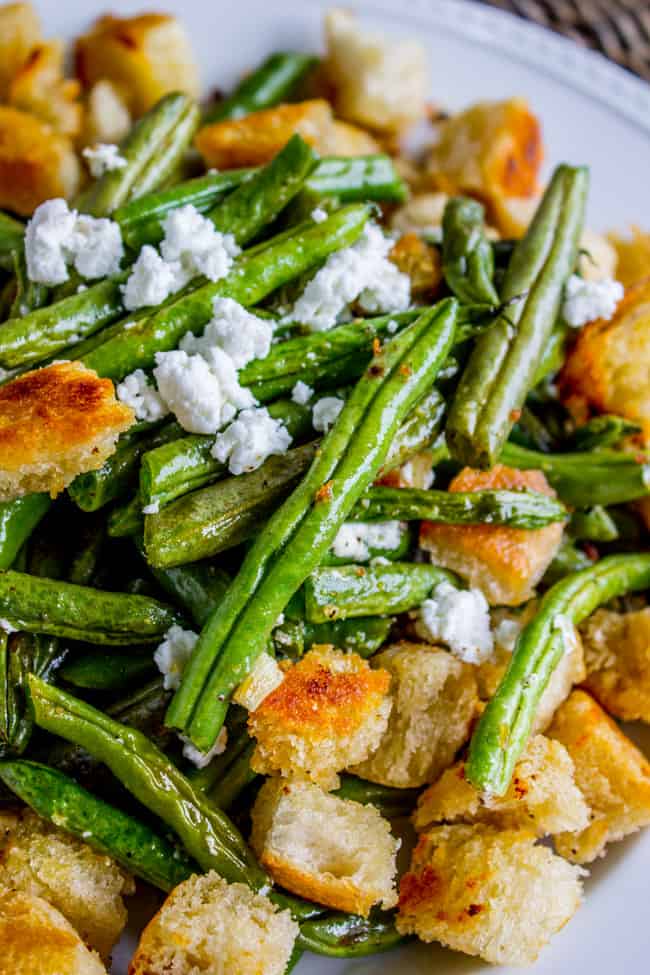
top-left (0, 362), bottom-right (134, 501)
top-left (420, 465), bottom-right (564, 606)
top-left (548, 689), bottom-right (650, 863)
top-left (251, 778), bottom-right (398, 916)
top-left (129, 871), bottom-right (298, 975)
top-left (0, 809), bottom-right (133, 959)
top-left (414, 734), bottom-right (590, 836)
top-left (389, 233), bottom-right (443, 299)
top-left (323, 8), bottom-right (428, 132)
top-left (350, 642), bottom-right (479, 788)
top-left (490, 192), bottom-right (540, 238)
top-left (330, 119), bottom-right (380, 155)
top-left (560, 279), bottom-right (650, 440)
top-left (0, 887), bottom-right (107, 975)
top-left (195, 100), bottom-right (336, 169)
top-left (0, 105), bottom-right (80, 215)
top-left (578, 228), bottom-right (618, 282)
top-left (581, 607), bottom-right (650, 721)
top-left (8, 39), bottom-right (82, 137)
top-left (390, 192), bottom-right (449, 236)
top-left (81, 80), bottom-right (132, 148)
top-left (248, 646), bottom-right (391, 790)
top-left (608, 226), bottom-right (650, 288)
top-left (75, 13), bottom-right (199, 118)
top-left (0, 2), bottom-right (41, 99)
top-left (397, 824), bottom-right (583, 965)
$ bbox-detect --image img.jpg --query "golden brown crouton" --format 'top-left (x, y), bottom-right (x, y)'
top-left (195, 100), bottom-right (336, 170)
top-left (0, 361), bottom-right (134, 501)
top-left (350, 642), bottom-right (479, 788)
top-left (0, 887), bottom-right (107, 975)
top-left (608, 226), bottom-right (650, 287)
top-left (490, 192), bottom-right (540, 238)
top-left (580, 607), bottom-right (650, 722)
top-left (80, 80), bottom-right (132, 149)
top-left (129, 871), bottom-right (298, 975)
top-left (414, 734), bottom-right (590, 836)
top-left (329, 119), bottom-right (380, 156)
top-left (0, 809), bottom-right (133, 959)
top-left (8, 40), bottom-right (82, 137)
top-left (75, 13), bottom-right (199, 118)
top-left (420, 465), bottom-right (564, 606)
top-left (560, 279), bottom-right (650, 439)
top-left (389, 233), bottom-right (443, 299)
top-left (0, 2), bottom-right (41, 99)
top-left (248, 645), bottom-right (391, 790)
top-left (548, 689), bottom-right (650, 863)
top-left (251, 778), bottom-right (399, 916)
top-left (390, 192), bottom-right (449, 236)
top-left (0, 105), bottom-right (80, 215)
top-left (396, 824), bottom-right (583, 965)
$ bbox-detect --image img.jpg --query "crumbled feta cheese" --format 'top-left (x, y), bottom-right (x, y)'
top-left (154, 624), bottom-right (198, 690)
top-left (116, 368), bottom-right (169, 422)
top-left (160, 205), bottom-right (240, 282)
top-left (331, 520), bottom-right (403, 562)
top-left (288, 222), bottom-right (410, 332)
top-left (494, 618), bottom-right (522, 653)
top-left (311, 206), bottom-right (328, 223)
top-left (233, 652), bottom-right (285, 710)
top-left (154, 348), bottom-right (254, 435)
top-left (82, 142), bottom-right (127, 178)
top-left (291, 380), bottom-right (314, 405)
top-left (142, 500), bottom-right (160, 515)
top-left (415, 581), bottom-right (494, 664)
top-left (0, 618), bottom-right (17, 634)
top-left (24, 198), bottom-right (124, 285)
top-left (211, 406), bottom-right (292, 475)
top-left (181, 297), bottom-right (272, 368)
top-left (562, 274), bottom-right (624, 328)
top-left (181, 727), bottom-right (228, 769)
top-left (68, 215), bottom-right (124, 280)
top-left (122, 245), bottom-right (188, 311)
top-left (386, 318), bottom-right (399, 334)
top-left (312, 396), bottom-right (344, 433)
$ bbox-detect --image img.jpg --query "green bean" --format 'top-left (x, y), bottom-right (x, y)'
top-left (60, 650), bottom-right (155, 690)
top-left (0, 570), bottom-right (180, 644)
top-left (466, 553), bottom-right (650, 795)
top-left (442, 197), bottom-right (499, 305)
top-left (509, 404), bottom-right (558, 452)
top-left (145, 558), bottom-right (231, 628)
top-left (0, 212), bottom-right (25, 271)
top-left (0, 759), bottom-right (196, 890)
top-left (0, 631), bottom-right (64, 755)
top-left (173, 302), bottom-right (458, 749)
top-left (532, 320), bottom-right (568, 384)
top-left (67, 517), bottom-right (105, 586)
top-left (209, 741), bottom-right (258, 810)
top-left (542, 539), bottom-right (594, 586)
top-left (297, 912), bottom-right (406, 957)
top-left (446, 165), bottom-right (588, 468)
top-left (568, 505), bottom-right (619, 543)
top-left (273, 615), bottom-right (394, 659)
top-left (0, 495), bottom-right (51, 571)
top-left (306, 155), bottom-right (406, 204)
top-left (10, 248), bottom-right (48, 318)
top-left (381, 388), bottom-right (445, 473)
top-left (334, 775), bottom-right (419, 818)
top-left (203, 52), bottom-right (317, 123)
top-left (304, 562), bottom-right (456, 622)
top-left (568, 414), bottom-right (642, 451)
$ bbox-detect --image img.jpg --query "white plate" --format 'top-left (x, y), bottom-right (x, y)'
top-left (36, 1), bottom-right (650, 972)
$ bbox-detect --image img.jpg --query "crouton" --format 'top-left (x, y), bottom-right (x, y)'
top-left (75, 13), bottom-right (199, 118)
top-left (195, 100), bottom-right (336, 170)
top-left (8, 40), bottom-right (82, 137)
top-left (0, 808), bottom-right (133, 959)
top-left (548, 689), bottom-right (650, 863)
top-left (390, 192), bottom-right (449, 237)
top-left (330, 119), bottom-right (380, 156)
top-left (350, 642), bottom-right (479, 788)
top-left (376, 449), bottom-right (435, 490)
top-left (396, 824), bottom-right (583, 965)
top-left (580, 607), bottom-right (650, 722)
top-left (0, 2), bottom-right (42, 99)
top-left (248, 645), bottom-right (391, 790)
top-left (389, 233), bottom-right (443, 299)
top-left (80, 80), bottom-right (132, 148)
top-left (414, 734), bottom-right (590, 836)
top-left (578, 228), bottom-right (618, 282)
top-left (490, 192), bottom-right (540, 238)
top-left (0, 105), bottom-right (80, 215)
top-left (251, 778), bottom-right (398, 916)
top-left (0, 887), bottom-right (107, 975)
top-left (323, 8), bottom-right (428, 132)
top-left (420, 465), bottom-right (564, 606)
top-left (608, 226), bottom-right (650, 288)
top-left (560, 278), bottom-right (650, 440)
top-left (129, 871), bottom-right (298, 975)
top-left (0, 361), bottom-right (134, 501)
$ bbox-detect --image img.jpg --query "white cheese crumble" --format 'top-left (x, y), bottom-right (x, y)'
top-left (122, 245), bottom-right (187, 311)
top-left (181, 727), bottom-right (228, 769)
top-left (562, 274), bottom-right (624, 328)
top-left (386, 318), bottom-right (399, 334)
top-left (233, 652), bottom-right (285, 711)
top-left (160, 205), bottom-right (240, 283)
top-left (25, 198), bottom-right (124, 286)
top-left (312, 396), bottom-right (344, 433)
top-left (311, 206), bottom-right (328, 223)
top-left (211, 406), bottom-right (292, 475)
top-left (288, 222), bottom-right (411, 332)
top-left (154, 624), bottom-right (198, 690)
top-left (116, 368), bottom-right (168, 422)
top-left (415, 581), bottom-right (494, 664)
top-left (0, 618), bottom-right (17, 634)
top-left (494, 618), bottom-right (522, 653)
top-left (291, 380), bottom-right (314, 405)
top-left (331, 520), bottom-right (403, 562)
top-left (181, 297), bottom-right (273, 369)
top-left (142, 500), bottom-right (160, 515)
top-left (82, 142), bottom-right (127, 178)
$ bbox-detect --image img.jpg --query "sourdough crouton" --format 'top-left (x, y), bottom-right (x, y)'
top-left (0, 105), bottom-right (80, 215)
top-left (578, 228), bottom-right (618, 282)
top-left (548, 689), bottom-right (650, 863)
top-left (608, 226), bottom-right (650, 287)
top-left (251, 778), bottom-right (398, 916)
top-left (396, 824), bottom-right (583, 965)
top-left (8, 39), bottom-right (82, 137)
top-left (0, 809), bottom-right (133, 959)
top-left (390, 192), bottom-right (449, 237)
top-left (489, 192), bottom-right (540, 238)
top-left (195, 100), bottom-right (336, 169)
top-left (389, 233), bottom-right (443, 299)
top-left (420, 465), bottom-right (564, 606)
top-left (0, 362), bottom-right (134, 501)
top-left (350, 642), bottom-right (479, 788)
top-left (323, 8), bottom-right (428, 132)
top-left (81, 81), bottom-right (132, 148)
top-left (248, 646), bottom-right (391, 790)
top-left (330, 119), bottom-right (380, 156)
top-left (581, 607), bottom-right (650, 721)
top-left (560, 278), bottom-right (650, 438)
top-left (0, 2), bottom-right (41, 99)
top-left (414, 734), bottom-right (590, 836)
top-left (75, 13), bottom-right (199, 117)
top-left (129, 871), bottom-right (298, 975)
top-left (0, 887), bottom-right (107, 975)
